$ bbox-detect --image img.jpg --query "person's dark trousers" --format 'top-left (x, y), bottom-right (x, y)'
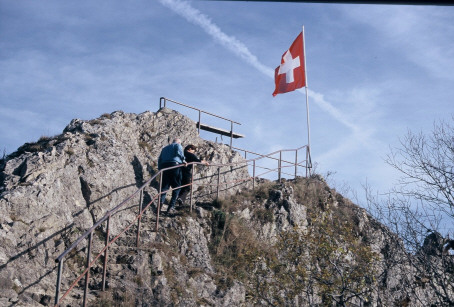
top-left (179, 173), bottom-right (192, 204)
top-left (159, 162), bottom-right (182, 210)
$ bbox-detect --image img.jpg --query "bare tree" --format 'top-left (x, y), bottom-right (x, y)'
top-left (366, 117), bottom-right (454, 306)
top-left (386, 118), bottom-right (454, 220)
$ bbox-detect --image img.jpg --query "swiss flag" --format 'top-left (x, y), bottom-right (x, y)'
top-left (272, 32), bottom-right (306, 97)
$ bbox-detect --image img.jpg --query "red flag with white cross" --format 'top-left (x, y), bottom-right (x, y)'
top-left (272, 32), bottom-right (306, 97)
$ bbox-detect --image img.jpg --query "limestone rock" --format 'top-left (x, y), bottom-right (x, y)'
top-left (0, 109), bottom-right (249, 306)
top-left (1, 108), bottom-right (450, 306)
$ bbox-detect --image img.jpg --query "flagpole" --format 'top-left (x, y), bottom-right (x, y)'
top-left (302, 26), bottom-right (312, 175)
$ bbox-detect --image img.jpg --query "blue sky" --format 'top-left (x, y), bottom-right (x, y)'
top-left (1, 0), bottom-right (453, 202)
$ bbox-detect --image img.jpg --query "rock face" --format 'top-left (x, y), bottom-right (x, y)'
top-left (0, 108), bottom-right (250, 306)
top-left (0, 109), bottom-right (451, 306)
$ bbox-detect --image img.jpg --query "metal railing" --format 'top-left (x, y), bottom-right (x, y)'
top-left (160, 97), bottom-right (242, 147)
top-left (233, 145), bottom-right (312, 180)
top-left (53, 145), bottom-right (311, 306)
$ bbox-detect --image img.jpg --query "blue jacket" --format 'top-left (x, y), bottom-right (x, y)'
top-left (158, 142), bottom-right (185, 169)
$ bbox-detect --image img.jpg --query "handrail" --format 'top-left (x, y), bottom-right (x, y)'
top-left (54, 145), bottom-right (311, 306)
top-left (233, 145), bottom-right (312, 179)
top-left (232, 145), bottom-right (307, 164)
top-left (160, 97), bottom-right (242, 147)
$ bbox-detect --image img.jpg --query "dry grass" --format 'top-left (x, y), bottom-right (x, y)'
top-left (95, 288), bottom-right (135, 307)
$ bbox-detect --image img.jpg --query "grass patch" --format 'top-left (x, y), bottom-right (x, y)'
top-left (254, 208), bottom-right (274, 223)
top-left (8, 134), bottom-right (69, 158)
top-left (95, 288), bottom-right (135, 306)
top-left (84, 133), bottom-right (98, 146)
top-left (88, 119), bottom-right (103, 125)
top-left (38, 135), bottom-right (52, 142)
top-left (209, 208), bottom-right (267, 282)
top-left (138, 141), bottom-right (152, 152)
top-left (65, 148), bottom-right (75, 156)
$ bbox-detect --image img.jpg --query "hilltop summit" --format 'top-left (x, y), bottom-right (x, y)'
top-left (0, 108), bottom-right (449, 306)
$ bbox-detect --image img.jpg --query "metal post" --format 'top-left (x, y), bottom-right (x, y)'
top-left (252, 160), bottom-right (256, 190)
top-left (278, 151), bottom-right (282, 182)
top-left (302, 26), bottom-right (312, 175)
top-left (198, 111), bottom-right (201, 135)
top-left (54, 259), bottom-right (63, 306)
top-left (190, 164), bottom-right (194, 212)
top-left (156, 172), bottom-right (163, 232)
top-left (160, 97), bottom-right (166, 109)
top-left (230, 121), bottom-right (233, 148)
top-left (83, 232), bottom-right (93, 307)
top-left (306, 146), bottom-right (311, 178)
top-left (295, 149), bottom-right (298, 179)
top-left (136, 189), bottom-right (143, 248)
top-left (102, 217), bottom-right (110, 291)
top-left (216, 167), bottom-right (221, 199)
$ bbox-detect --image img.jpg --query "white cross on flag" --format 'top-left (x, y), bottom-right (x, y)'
top-left (272, 32), bottom-right (306, 97)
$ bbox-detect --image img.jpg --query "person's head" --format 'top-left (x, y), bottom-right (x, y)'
top-left (184, 144), bottom-right (197, 152)
top-left (173, 138), bottom-right (181, 144)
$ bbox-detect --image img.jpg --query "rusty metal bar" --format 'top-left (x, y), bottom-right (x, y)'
top-left (190, 164), bottom-right (194, 212)
top-left (159, 97), bottom-right (166, 109)
top-left (160, 97), bottom-right (241, 125)
top-left (295, 149), bottom-right (298, 179)
top-left (229, 122), bottom-right (233, 147)
top-left (198, 111), bottom-right (201, 135)
top-left (252, 160), bottom-right (256, 190)
top-left (278, 151), bottom-right (282, 182)
top-left (56, 185), bottom-right (145, 263)
top-left (83, 232), bottom-right (93, 307)
top-left (136, 189), bottom-right (143, 248)
top-left (102, 216), bottom-right (110, 291)
top-left (54, 259), bottom-right (63, 306)
top-left (306, 149), bottom-right (310, 177)
top-left (253, 164), bottom-right (298, 178)
top-left (231, 146), bottom-right (303, 166)
top-left (216, 167), bottom-right (221, 199)
top-left (156, 172), bottom-right (163, 232)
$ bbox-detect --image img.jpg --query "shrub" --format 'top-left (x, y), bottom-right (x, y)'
top-left (254, 208), bottom-right (274, 223)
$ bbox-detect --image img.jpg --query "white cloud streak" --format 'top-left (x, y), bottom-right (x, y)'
top-left (158, 0), bottom-right (274, 78)
top-left (158, 0), bottom-right (367, 142)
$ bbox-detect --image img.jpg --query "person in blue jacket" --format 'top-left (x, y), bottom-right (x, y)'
top-left (158, 138), bottom-right (186, 215)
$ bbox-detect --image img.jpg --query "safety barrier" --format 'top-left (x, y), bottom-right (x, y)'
top-left (159, 97), bottom-right (243, 147)
top-left (233, 145), bottom-right (312, 181)
top-left (53, 146), bottom-right (311, 306)
top-left (53, 119), bottom-right (311, 306)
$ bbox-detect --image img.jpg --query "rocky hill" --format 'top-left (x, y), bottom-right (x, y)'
top-left (0, 108), bottom-right (449, 306)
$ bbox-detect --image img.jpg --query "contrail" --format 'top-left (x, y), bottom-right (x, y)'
top-left (158, 0), bottom-right (274, 77)
top-left (158, 0), bottom-right (363, 137)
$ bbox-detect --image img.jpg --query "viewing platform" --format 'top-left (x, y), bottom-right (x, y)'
top-left (196, 122), bottom-right (245, 139)
top-left (160, 97), bottom-right (244, 146)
